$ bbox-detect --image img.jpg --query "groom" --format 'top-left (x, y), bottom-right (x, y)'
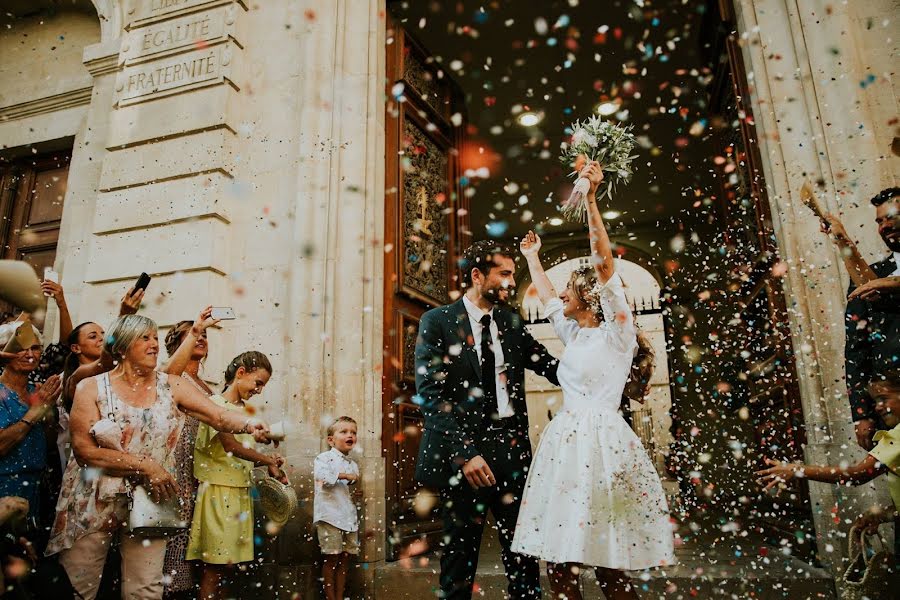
top-left (414, 240), bottom-right (559, 600)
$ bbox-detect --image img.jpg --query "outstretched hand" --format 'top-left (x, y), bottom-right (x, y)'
top-left (520, 230), bottom-right (542, 257)
top-left (40, 280), bottom-right (65, 304)
top-left (755, 457), bottom-right (803, 492)
top-left (120, 287), bottom-right (145, 315)
top-left (848, 276), bottom-right (900, 302)
top-left (820, 212), bottom-right (850, 244)
top-left (247, 420), bottom-right (278, 447)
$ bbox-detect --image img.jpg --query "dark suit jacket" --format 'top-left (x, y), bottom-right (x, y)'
top-left (845, 255), bottom-right (900, 422)
top-left (413, 298), bottom-right (559, 488)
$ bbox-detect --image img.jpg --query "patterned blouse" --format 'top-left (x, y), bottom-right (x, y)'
top-left (45, 371), bottom-right (184, 556)
top-left (162, 373), bottom-right (206, 593)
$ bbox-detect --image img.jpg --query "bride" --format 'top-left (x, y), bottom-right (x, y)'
top-left (511, 161), bottom-right (674, 599)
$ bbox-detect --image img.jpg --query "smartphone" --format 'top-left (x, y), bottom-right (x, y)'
top-left (134, 272), bottom-right (151, 292)
top-left (43, 267), bottom-right (59, 296)
top-left (210, 307), bottom-right (236, 320)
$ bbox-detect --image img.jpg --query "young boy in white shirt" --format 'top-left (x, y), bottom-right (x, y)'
top-left (314, 416), bottom-right (360, 600)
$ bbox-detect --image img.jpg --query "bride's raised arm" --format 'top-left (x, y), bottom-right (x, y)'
top-left (520, 230), bottom-right (557, 303)
top-left (582, 160), bottom-right (615, 284)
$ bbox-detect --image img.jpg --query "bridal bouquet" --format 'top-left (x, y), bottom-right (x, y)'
top-left (559, 114), bottom-right (637, 222)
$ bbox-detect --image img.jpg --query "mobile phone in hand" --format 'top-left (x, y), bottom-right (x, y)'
top-left (210, 307), bottom-right (236, 320)
top-left (134, 272), bottom-right (151, 292)
top-left (43, 267), bottom-right (59, 296)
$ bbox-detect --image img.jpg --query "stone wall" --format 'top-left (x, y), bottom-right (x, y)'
top-left (2, 0), bottom-right (896, 596)
top-left (735, 0), bottom-right (898, 584)
top-left (2, 2), bottom-right (389, 592)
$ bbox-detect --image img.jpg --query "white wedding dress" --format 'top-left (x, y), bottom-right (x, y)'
top-left (511, 273), bottom-right (675, 570)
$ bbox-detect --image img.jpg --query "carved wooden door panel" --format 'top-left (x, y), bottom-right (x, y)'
top-left (0, 151), bottom-right (70, 314)
top-left (382, 19), bottom-right (469, 560)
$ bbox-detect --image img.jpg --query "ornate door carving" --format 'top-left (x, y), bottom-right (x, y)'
top-left (382, 19), bottom-right (469, 560)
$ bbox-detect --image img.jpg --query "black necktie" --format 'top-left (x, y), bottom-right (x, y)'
top-left (479, 314), bottom-right (497, 424)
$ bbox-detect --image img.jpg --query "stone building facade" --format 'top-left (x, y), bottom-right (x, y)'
top-left (0, 0), bottom-right (896, 597)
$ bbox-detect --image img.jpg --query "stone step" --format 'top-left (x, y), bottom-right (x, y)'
top-left (373, 554), bottom-right (837, 600)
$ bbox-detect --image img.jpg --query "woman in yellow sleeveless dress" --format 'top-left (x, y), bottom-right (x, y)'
top-left (186, 352), bottom-right (287, 599)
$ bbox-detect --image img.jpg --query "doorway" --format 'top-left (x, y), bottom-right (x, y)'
top-left (383, 0), bottom-right (813, 566)
top-left (381, 18), bottom-right (469, 560)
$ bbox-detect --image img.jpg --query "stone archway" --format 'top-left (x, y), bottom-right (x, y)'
top-left (88, 0), bottom-right (123, 42)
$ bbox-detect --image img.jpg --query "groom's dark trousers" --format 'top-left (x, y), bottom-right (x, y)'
top-left (413, 299), bottom-right (558, 600)
top-left (439, 422), bottom-right (536, 600)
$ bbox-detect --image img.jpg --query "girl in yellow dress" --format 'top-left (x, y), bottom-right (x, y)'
top-left (187, 351), bottom-right (288, 599)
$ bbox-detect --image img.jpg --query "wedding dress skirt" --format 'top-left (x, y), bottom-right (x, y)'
top-left (511, 407), bottom-right (674, 569)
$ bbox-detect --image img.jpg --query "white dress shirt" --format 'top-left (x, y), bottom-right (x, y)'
top-left (891, 252), bottom-right (900, 276)
top-left (462, 294), bottom-right (514, 418)
top-left (313, 448), bottom-right (359, 531)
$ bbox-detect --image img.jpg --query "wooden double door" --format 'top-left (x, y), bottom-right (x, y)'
top-left (381, 20), bottom-right (470, 560)
top-left (0, 151), bottom-right (71, 315)
top-left (706, 2), bottom-right (815, 560)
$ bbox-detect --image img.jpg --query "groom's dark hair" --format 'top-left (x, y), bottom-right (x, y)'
top-left (459, 240), bottom-right (515, 288)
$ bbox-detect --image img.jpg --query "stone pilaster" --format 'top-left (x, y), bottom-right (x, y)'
top-left (734, 0), bottom-right (896, 584)
top-left (278, 0), bottom-right (387, 582)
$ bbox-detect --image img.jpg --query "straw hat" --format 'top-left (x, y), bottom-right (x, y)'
top-left (0, 321), bottom-right (42, 353)
top-left (257, 476), bottom-right (298, 526)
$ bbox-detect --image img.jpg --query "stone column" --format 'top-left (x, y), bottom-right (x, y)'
top-left (52, 38), bottom-right (123, 328)
top-left (279, 0), bottom-right (387, 583)
top-left (734, 0), bottom-right (896, 580)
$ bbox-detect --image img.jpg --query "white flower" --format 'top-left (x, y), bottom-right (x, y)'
top-left (571, 129), bottom-right (588, 147)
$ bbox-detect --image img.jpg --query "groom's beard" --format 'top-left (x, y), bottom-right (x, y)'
top-left (483, 284), bottom-right (515, 306)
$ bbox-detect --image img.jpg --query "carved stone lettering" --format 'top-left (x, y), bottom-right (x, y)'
top-left (132, 0), bottom-right (247, 26)
top-left (142, 17), bottom-right (210, 51)
top-left (150, 0), bottom-right (192, 13)
top-left (118, 44), bottom-right (230, 104)
top-left (124, 7), bottom-right (231, 63)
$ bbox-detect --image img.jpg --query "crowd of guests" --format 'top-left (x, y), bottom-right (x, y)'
top-left (757, 187), bottom-right (900, 561)
top-left (0, 281), bottom-right (362, 599)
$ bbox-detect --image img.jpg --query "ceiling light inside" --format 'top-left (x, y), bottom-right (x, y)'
top-left (596, 100), bottom-right (620, 116)
top-left (602, 210), bottom-right (621, 220)
top-left (517, 111), bottom-right (542, 126)
top-left (548, 217), bottom-right (564, 226)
